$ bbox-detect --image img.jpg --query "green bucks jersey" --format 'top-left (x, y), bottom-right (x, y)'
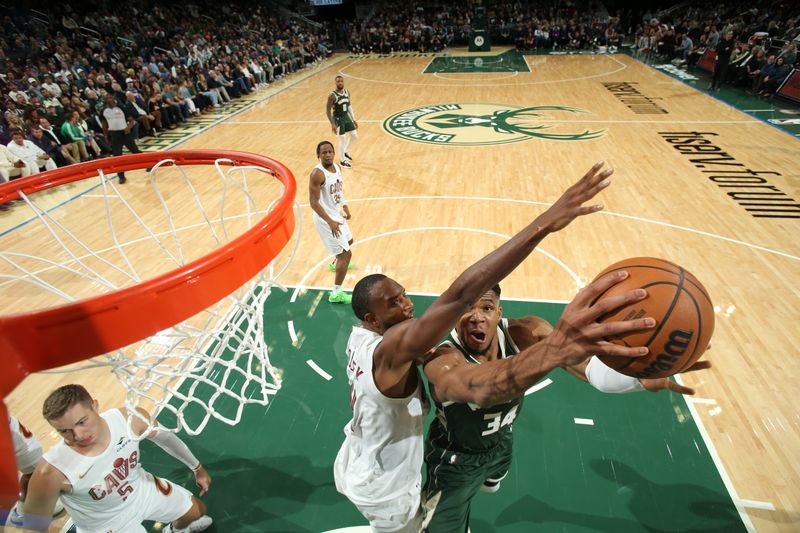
top-left (428, 318), bottom-right (523, 453)
top-left (331, 89), bottom-right (351, 119)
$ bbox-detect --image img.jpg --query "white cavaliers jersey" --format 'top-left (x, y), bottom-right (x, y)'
top-left (10, 415), bottom-right (42, 474)
top-left (43, 409), bottom-right (146, 531)
top-left (313, 162), bottom-right (344, 224)
top-left (334, 325), bottom-right (430, 508)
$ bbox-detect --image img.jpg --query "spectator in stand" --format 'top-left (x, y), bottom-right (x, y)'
top-left (710, 30), bottom-right (735, 91)
top-left (8, 85), bottom-right (30, 105)
top-left (82, 107), bottom-right (113, 155)
top-left (162, 84), bottom-right (190, 122)
top-left (4, 100), bottom-right (24, 124)
top-left (745, 47), bottom-right (768, 87)
top-left (7, 128), bottom-right (56, 173)
top-left (74, 110), bottom-right (107, 157)
top-left (206, 70), bottom-right (231, 104)
top-left (777, 41), bottom-right (797, 66)
top-left (215, 67), bottom-right (242, 98)
top-left (40, 88), bottom-right (61, 112)
top-left (193, 75), bottom-right (220, 108)
top-left (676, 32), bottom-right (694, 64)
top-left (110, 82), bottom-right (127, 106)
top-left (39, 117), bottom-right (78, 165)
top-left (124, 91), bottom-right (156, 138)
top-left (727, 42), bottom-right (754, 85)
top-left (707, 25), bottom-right (720, 49)
top-left (23, 109), bottom-right (43, 132)
top-left (125, 77), bottom-right (141, 97)
top-left (0, 139), bottom-right (33, 182)
top-left (249, 58), bottom-right (267, 87)
top-left (27, 77), bottom-right (43, 100)
top-left (60, 110), bottom-right (91, 161)
top-left (177, 79), bottom-right (207, 115)
top-left (760, 56), bottom-right (792, 96)
top-left (30, 125), bottom-right (71, 167)
top-left (752, 54), bottom-right (777, 94)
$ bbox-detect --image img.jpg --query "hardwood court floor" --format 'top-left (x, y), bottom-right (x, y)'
top-left (3, 51), bottom-right (798, 532)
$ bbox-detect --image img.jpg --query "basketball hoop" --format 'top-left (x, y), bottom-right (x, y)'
top-left (0, 150), bottom-right (297, 510)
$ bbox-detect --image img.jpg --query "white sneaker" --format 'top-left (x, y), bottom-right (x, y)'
top-left (163, 515), bottom-right (213, 533)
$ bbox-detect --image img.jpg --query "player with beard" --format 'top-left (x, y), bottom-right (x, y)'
top-left (421, 285), bottom-right (712, 532)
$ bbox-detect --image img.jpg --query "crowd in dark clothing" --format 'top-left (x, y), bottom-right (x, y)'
top-left (333, 1), bottom-right (627, 54)
top-left (0, 0), bottom-right (332, 180)
top-left (632, 0), bottom-right (799, 97)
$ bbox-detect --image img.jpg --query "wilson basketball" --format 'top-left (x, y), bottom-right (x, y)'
top-left (592, 257), bottom-right (714, 379)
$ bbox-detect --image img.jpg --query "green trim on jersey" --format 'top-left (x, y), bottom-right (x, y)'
top-left (427, 318), bottom-right (523, 453)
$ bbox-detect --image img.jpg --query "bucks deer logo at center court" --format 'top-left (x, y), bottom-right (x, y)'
top-left (383, 103), bottom-right (606, 146)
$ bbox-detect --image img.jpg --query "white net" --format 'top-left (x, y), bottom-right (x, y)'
top-left (0, 154), bottom-right (299, 438)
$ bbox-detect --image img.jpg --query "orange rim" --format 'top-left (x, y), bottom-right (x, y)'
top-left (0, 150), bottom-right (296, 509)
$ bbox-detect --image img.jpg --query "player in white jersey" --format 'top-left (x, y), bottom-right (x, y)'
top-left (334, 161), bottom-right (659, 532)
top-left (21, 384), bottom-right (212, 533)
top-left (310, 140), bottom-right (354, 304)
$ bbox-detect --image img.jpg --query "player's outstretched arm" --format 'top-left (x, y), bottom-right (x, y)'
top-left (424, 271), bottom-right (655, 408)
top-left (386, 161), bottom-right (615, 364)
top-left (21, 462), bottom-right (64, 531)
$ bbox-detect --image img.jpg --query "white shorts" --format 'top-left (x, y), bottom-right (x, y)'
top-left (313, 215), bottom-right (352, 255)
top-left (74, 471), bottom-right (194, 533)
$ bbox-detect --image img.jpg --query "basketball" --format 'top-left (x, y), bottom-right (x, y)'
top-left (592, 257), bottom-right (714, 379)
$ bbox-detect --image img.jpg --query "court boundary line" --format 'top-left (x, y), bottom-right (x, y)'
top-left (674, 374), bottom-right (757, 531)
top-left (420, 55), bottom-right (435, 75)
top-left (630, 54), bottom-right (799, 142)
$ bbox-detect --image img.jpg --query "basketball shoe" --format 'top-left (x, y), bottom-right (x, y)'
top-left (344, 152), bottom-right (353, 161)
top-left (328, 261), bottom-right (355, 272)
top-left (340, 160), bottom-right (352, 168)
top-left (328, 291), bottom-right (352, 304)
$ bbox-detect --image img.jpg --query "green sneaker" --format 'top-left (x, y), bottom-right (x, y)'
top-left (328, 291), bottom-right (352, 304)
top-left (328, 261), bottom-right (356, 272)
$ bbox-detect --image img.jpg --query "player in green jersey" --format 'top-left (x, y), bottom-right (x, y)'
top-left (422, 285), bottom-right (712, 532)
top-left (326, 75), bottom-right (358, 168)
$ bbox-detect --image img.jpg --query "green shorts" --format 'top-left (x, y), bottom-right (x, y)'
top-left (423, 433), bottom-right (513, 533)
top-left (335, 116), bottom-right (357, 135)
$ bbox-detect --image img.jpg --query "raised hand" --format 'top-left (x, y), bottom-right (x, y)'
top-left (540, 161), bottom-right (613, 233)
top-left (543, 270), bottom-right (654, 368)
